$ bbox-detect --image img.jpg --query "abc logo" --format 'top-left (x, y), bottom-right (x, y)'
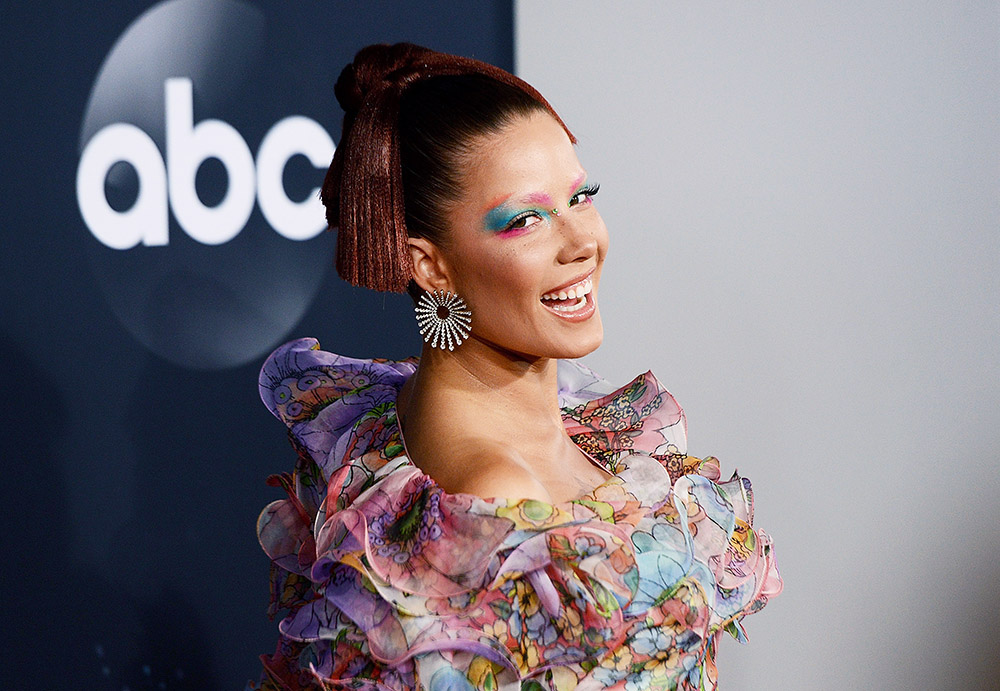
top-left (77, 0), bottom-right (338, 370)
top-left (77, 77), bottom-right (334, 249)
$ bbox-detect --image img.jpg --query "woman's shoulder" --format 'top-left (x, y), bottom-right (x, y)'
top-left (420, 436), bottom-right (554, 502)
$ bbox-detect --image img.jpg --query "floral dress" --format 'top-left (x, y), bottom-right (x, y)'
top-left (251, 338), bottom-right (781, 691)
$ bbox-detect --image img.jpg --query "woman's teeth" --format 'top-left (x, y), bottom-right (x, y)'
top-left (541, 278), bottom-right (592, 302)
top-left (549, 295), bottom-right (588, 312)
top-left (540, 277), bottom-right (593, 314)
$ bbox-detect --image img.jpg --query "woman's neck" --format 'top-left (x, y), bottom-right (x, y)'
top-left (396, 336), bottom-right (612, 501)
top-left (403, 336), bottom-right (564, 428)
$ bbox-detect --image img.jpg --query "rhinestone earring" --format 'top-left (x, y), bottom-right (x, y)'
top-left (414, 289), bottom-right (472, 351)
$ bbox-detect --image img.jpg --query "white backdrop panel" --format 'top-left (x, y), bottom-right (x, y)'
top-left (517, 2), bottom-right (1000, 689)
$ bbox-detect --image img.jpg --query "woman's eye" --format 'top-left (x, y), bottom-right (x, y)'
top-left (568, 184), bottom-right (600, 207)
top-left (505, 213), bottom-right (541, 231)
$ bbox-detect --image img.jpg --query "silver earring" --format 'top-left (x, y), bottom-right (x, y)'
top-left (414, 289), bottom-right (472, 351)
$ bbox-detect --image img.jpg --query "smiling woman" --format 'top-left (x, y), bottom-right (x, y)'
top-left (250, 43), bottom-right (781, 691)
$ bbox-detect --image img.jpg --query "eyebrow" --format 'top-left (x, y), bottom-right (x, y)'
top-left (523, 191), bottom-right (553, 205)
top-left (481, 194), bottom-right (546, 221)
top-left (479, 172), bottom-right (589, 216)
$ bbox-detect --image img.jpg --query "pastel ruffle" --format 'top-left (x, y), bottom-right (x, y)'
top-left (252, 338), bottom-right (781, 691)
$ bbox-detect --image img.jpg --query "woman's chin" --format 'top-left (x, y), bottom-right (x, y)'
top-left (558, 317), bottom-right (604, 359)
top-left (468, 305), bottom-right (604, 362)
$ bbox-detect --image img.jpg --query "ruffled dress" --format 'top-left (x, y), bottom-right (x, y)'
top-left (252, 338), bottom-right (781, 691)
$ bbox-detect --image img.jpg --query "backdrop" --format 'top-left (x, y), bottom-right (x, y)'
top-left (516, 1), bottom-right (1000, 689)
top-left (1, 2), bottom-right (511, 688)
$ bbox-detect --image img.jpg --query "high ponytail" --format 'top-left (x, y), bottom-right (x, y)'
top-left (321, 43), bottom-right (574, 294)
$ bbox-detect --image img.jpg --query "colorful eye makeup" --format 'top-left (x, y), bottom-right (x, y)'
top-left (483, 205), bottom-right (550, 236)
top-left (481, 181), bottom-right (600, 237)
top-left (483, 192), bottom-right (552, 235)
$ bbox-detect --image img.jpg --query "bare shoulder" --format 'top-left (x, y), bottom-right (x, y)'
top-left (425, 441), bottom-right (552, 502)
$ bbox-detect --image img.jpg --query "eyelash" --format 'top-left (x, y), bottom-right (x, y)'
top-left (500, 211), bottom-right (538, 235)
top-left (497, 184), bottom-right (602, 236)
top-left (569, 183), bottom-right (601, 207)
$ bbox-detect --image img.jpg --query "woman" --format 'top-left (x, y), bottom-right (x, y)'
top-left (252, 43), bottom-right (781, 690)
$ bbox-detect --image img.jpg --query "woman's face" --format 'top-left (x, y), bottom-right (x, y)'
top-left (435, 111), bottom-right (609, 361)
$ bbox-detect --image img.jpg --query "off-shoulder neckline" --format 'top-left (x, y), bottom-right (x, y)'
top-left (391, 392), bottom-right (618, 504)
top-left (259, 337), bottom-right (690, 508)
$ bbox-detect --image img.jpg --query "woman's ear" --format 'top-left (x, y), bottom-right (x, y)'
top-left (408, 237), bottom-right (453, 294)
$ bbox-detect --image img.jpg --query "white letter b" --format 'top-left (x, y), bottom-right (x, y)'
top-left (165, 77), bottom-right (255, 245)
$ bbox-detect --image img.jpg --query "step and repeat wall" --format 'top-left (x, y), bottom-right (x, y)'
top-left (1, 2), bottom-right (512, 688)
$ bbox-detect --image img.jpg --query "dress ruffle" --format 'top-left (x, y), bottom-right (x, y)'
top-left (252, 338), bottom-right (781, 691)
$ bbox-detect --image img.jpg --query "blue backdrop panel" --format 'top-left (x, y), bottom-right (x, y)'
top-left (0, 2), bottom-right (513, 688)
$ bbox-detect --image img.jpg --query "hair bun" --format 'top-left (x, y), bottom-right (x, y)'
top-left (334, 43), bottom-right (434, 114)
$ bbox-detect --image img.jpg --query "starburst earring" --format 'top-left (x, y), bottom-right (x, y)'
top-left (414, 289), bottom-right (472, 351)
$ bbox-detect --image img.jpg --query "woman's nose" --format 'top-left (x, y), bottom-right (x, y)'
top-left (555, 214), bottom-right (599, 264)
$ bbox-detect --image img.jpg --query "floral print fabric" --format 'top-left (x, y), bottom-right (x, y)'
top-left (251, 338), bottom-right (781, 691)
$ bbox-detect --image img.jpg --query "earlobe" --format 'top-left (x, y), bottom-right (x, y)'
top-left (408, 237), bottom-right (453, 294)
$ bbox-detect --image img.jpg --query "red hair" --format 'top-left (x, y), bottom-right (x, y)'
top-left (321, 43), bottom-right (574, 293)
